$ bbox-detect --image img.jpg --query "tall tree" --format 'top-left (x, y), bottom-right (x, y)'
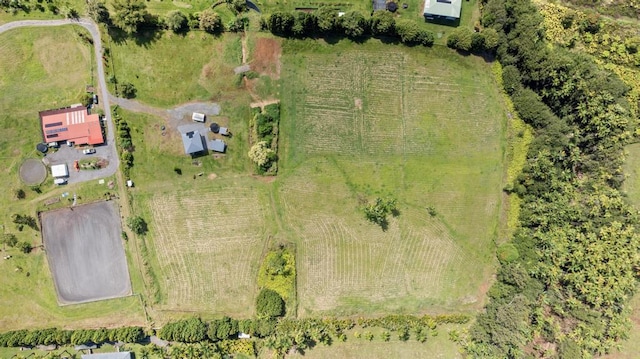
top-left (112, 0), bottom-right (149, 34)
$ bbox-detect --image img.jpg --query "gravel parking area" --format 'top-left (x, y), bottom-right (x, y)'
top-left (41, 201), bottom-right (131, 305)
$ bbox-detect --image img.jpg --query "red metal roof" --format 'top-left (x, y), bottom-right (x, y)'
top-left (39, 106), bottom-right (103, 145)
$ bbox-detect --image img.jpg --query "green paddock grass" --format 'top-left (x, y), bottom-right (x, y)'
top-left (623, 143), bottom-right (640, 208)
top-left (278, 38), bottom-right (506, 316)
top-left (0, 26), bottom-right (145, 331)
top-left (285, 324), bottom-right (466, 359)
top-left (105, 30), bottom-right (245, 107)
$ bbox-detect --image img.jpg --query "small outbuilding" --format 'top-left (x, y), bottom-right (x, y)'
top-left (219, 127), bottom-right (229, 136)
top-left (51, 164), bottom-right (69, 178)
top-left (209, 139), bottom-right (226, 153)
top-left (192, 112), bottom-right (206, 123)
top-left (423, 0), bottom-right (461, 21)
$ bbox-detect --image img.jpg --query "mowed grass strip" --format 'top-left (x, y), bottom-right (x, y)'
top-left (0, 26), bottom-right (145, 330)
top-left (278, 39), bottom-right (505, 316)
top-left (141, 180), bottom-right (270, 317)
top-left (106, 31), bottom-right (244, 107)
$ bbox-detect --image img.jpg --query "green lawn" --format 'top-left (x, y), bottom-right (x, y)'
top-left (277, 38), bottom-right (505, 316)
top-left (105, 30), bottom-right (244, 107)
top-left (0, 25), bottom-right (145, 331)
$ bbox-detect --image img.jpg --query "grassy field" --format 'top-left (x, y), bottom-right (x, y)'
top-left (278, 39), bottom-right (505, 316)
top-left (285, 329), bottom-right (464, 359)
top-left (0, 26), bottom-right (146, 330)
top-left (120, 107), bottom-right (270, 319)
top-left (106, 30), bottom-right (245, 107)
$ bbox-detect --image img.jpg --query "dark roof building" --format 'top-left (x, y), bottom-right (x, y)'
top-left (209, 139), bottom-right (226, 153)
top-left (372, 0), bottom-right (386, 10)
top-left (423, 0), bottom-right (461, 21)
top-left (39, 105), bottom-right (103, 145)
top-left (181, 130), bottom-right (205, 155)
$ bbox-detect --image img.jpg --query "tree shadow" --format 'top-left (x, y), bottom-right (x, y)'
top-left (107, 24), bottom-right (163, 48)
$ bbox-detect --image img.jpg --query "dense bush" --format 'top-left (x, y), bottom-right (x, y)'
top-left (265, 9), bottom-right (434, 47)
top-left (159, 317), bottom-right (207, 343)
top-left (199, 9), bottom-right (224, 34)
top-left (126, 216), bottom-right (148, 236)
top-left (0, 327), bottom-right (143, 347)
top-left (466, 0), bottom-right (640, 356)
top-left (256, 288), bottom-right (285, 318)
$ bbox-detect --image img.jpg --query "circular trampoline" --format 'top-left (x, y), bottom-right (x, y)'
top-left (19, 158), bottom-right (47, 186)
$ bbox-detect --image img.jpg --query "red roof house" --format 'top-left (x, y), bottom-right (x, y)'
top-left (39, 105), bottom-right (103, 145)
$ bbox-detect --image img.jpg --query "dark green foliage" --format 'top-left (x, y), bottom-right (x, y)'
top-left (199, 9), bottom-right (223, 34)
top-left (580, 12), bottom-right (601, 34)
top-left (395, 19), bottom-right (434, 46)
top-left (339, 11), bottom-right (367, 38)
top-left (17, 241), bottom-right (31, 254)
top-left (207, 317), bottom-right (239, 341)
top-left (228, 15), bottom-right (249, 32)
top-left (159, 317), bottom-right (207, 343)
top-left (363, 197), bottom-right (398, 229)
top-left (370, 10), bottom-right (395, 37)
top-left (501, 65), bottom-right (522, 94)
top-left (126, 216), bottom-right (148, 235)
top-left (292, 12), bottom-right (317, 37)
top-left (0, 327), bottom-right (143, 347)
top-left (256, 288), bottom-right (285, 318)
top-left (469, 0), bottom-right (640, 355)
top-left (447, 27), bottom-right (474, 51)
top-left (119, 81), bottom-right (136, 99)
top-left (268, 11), bottom-right (295, 36)
top-left (112, 0), bottom-right (149, 34)
top-left (12, 214), bottom-right (38, 231)
top-left (14, 189), bottom-right (25, 199)
top-left (86, 0), bottom-right (110, 23)
top-left (316, 7), bottom-right (339, 34)
top-left (2, 233), bottom-right (18, 247)
top-left (165, 10), bottom-right (187, 33)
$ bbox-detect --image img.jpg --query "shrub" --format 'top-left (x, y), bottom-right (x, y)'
top-left (119, 82), bottom-right (136, 99)
top-left (17, 241), bottom-right (31, 254)
top-left (200, 9), bottom-right (223, 34)
top-left (126, 216), bottom-right (148, 236)
top-left (497, 243), bottom-right (519, 263)
top-left (256, 288), bottom-right (285, 318)
top-left (165, 10), bottom-right (187, 32)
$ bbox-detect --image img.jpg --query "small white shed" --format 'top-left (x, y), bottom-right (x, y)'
top-left (192, 112), bottom-right (205, 122)
top-left (51, 164), bottom-right (69, 178)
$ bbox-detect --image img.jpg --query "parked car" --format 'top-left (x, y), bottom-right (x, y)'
top-left (54, 178), bottom-right (67, 185)
top-left (93, 94), bottom-right (98, 105)
top-left (83, 148), bottom-right (96, 155)
top-left (66, 140), bottom-right (74, 147)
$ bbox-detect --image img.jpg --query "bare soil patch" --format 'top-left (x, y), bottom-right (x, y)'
top-left (354, 98), bottom-right (363, 110)
top-left (251, 38), bottom-right (281, 78)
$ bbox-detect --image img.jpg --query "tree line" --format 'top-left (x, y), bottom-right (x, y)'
top-left (263, 9), bottom-right (435, 47)
top-left (86, 0), bottom-right (246, 35)
top-left (465, 0), bottom-right (640, 356)
top-left (0, 327), bottom-right (144, 347)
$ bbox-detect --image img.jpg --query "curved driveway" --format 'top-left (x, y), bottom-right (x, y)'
top-left (0, 18), bottom-right (119, 183)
